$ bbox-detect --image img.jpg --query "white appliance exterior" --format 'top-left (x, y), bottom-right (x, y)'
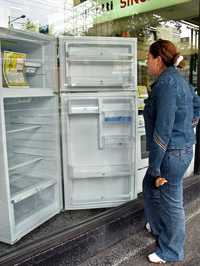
top-left (183, 144), bottom-right (195, 178)
top-left (0, 28), bottom-right (62, 244)
top-left (59, 36), bottom-right (138, 209)
top-left (184, 128), bottom-right (196, 178)
top-left (136, 115), bottom-right (149, 194)
top-left (136, 167), bottom-right (147, 195)
top-left (137, 115), bottom-right (149, 170)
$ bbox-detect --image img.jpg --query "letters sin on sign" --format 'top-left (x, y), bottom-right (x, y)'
top-left (120, 0), bottom-right (146, 9)
top-left (100, 0), bottom-right (147, 12)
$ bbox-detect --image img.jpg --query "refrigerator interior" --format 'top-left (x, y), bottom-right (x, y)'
top-left (0, 96), bottom-right (61, 244)
top-left (0, 27), bottom-right (57, 91)
top-left (60, 37), bottom-right (136, 91)
top-left (62, 93), bottom-right (137, 209)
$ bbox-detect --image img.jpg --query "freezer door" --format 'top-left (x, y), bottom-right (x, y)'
top-left (62, 93), bottom-right (137, 209)
top-left (59, 36), bottom-right (137, 92)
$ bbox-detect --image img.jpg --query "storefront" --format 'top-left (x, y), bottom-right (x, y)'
top-left (0, 0), bottom-right (199, 265)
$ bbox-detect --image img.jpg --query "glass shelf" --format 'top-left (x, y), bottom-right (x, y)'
top-left (8, 154), bottom-right (43, 172)
top-left (10, 175), bottom-right (56, 204)
top-left (6, 124), bottom-right (41, 134)
top-left (67, 58), bottom-right (133, 63)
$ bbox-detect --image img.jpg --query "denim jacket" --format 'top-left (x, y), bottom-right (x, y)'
top-left (143, 66), bottom-right (200, 177)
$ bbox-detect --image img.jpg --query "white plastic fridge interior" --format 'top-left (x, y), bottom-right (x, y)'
top-left (0, 27), bottom-right (57, 93)
top-left (59, 36), bottom-right (137, 92)
top-left (61, 92), bottom-right (137, 209)
top-left (0, 28), bottom-right (61, 244)
top-left (0, 96), bottom-right (61, 244)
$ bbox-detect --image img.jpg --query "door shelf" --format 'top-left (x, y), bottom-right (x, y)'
top-left (102, 135), bottom-right (132, 147)
top-left (8, 154), bottom-right (43, 171)
top-left (6, 124), bottom-right (41, 134)
top-left (104, 115), bottom-right (132, 124)
top-left (71, 194), bottom-right (131, 206)
top-left (64, 82), bottom-right (131, 88)
top-left (67, 59), bottom-right (133, 63)
top-left (69, 164), bottom-right (130, 179)
top-left (68, 106), bottom-right (99, 114)
top-left (10, 175), bottom-right (56, 204)
top-left (24, 61), bottom-right (42, 74)
top-left (64, 76), bottom-right (132, 88)
top-left (66, 50), bottom-right (133, 60)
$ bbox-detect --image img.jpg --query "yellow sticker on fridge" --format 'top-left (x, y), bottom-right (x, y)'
top-left (3, 51), bottom-right (29, 88)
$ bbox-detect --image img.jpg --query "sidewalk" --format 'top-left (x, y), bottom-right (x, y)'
top-left (80, 175), bottom-right (200, 266)
top-left (1, 175), bottom-right (199, 265)
top-left (119, 210), bottom-right (200, 266)
top-left (80, 211), bottom-right (200, 266)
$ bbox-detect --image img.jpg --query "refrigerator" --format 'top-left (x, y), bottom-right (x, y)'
top-left (59, 36), bottom-right (138, 209)
top-left (0, 28), bottom-right (62, 244)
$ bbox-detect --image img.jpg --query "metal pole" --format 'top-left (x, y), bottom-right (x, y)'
top-left (194, 0), bottom-right (200, 174)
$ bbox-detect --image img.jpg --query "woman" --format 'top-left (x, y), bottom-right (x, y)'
top-left (143, 39), bottom-right (200, 263)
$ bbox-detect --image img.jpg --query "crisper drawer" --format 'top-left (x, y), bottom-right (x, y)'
top-left (13, 185), bottom-right (56, 228)
top-left (62, 38), bottom-right (136, 91)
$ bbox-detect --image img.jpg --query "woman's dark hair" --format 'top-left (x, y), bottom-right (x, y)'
top-left (149, 39), bottom-right (185, 69)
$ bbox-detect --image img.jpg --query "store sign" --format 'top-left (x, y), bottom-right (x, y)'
top-left (95, 0), bottom-right (191, 24)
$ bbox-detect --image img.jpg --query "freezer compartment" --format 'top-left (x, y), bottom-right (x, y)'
top-left (63, 39), bottom-right (136, 91)
top-left (0, 28), bottom-right (56, 90)
top-left (69, 164), bottom-right (130, 179)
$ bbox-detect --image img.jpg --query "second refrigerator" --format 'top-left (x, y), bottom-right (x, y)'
top-left (59, 36), bottom-right (138, 209)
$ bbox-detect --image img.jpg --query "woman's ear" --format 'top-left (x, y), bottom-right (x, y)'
top-left (157, 55), bottom-right (163, 65)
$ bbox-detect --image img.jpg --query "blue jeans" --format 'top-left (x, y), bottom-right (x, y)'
top-left (143, 146), bottom-right (193, 262)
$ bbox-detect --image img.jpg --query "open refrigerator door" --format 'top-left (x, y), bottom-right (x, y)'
top-left (0, 28), bottom-right (61, 244)
top-left (59, 36), bottom-right (138, 209)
